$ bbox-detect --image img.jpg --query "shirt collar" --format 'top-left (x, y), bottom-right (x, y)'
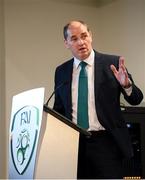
top-left (74, 49), bottom-right (95, 69)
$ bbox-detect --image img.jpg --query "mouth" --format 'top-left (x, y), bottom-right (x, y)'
top-left (79, 47), bottom-right (87, 52)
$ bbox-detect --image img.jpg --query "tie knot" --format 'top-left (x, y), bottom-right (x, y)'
top-left (80, 61), bottom-right (87, 69)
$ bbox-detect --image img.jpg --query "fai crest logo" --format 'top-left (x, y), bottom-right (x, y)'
top-left (10, 105), bottom-right (39, 175)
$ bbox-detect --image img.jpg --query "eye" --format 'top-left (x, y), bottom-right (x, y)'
top-left (81, 33), bottom-right (88, 40)
top-left (71, 36), bottom-right (78, 42)
top-left (72, 38), bottom-right (77, 42)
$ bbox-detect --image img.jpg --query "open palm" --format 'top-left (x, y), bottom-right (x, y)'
top-left (110, 57), bottom-right (130, 88)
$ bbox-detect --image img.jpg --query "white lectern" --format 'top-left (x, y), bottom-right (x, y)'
top-left (8, 88), bottom-right (90, 179)
top-left (35, 105), bottom-right (90, 179)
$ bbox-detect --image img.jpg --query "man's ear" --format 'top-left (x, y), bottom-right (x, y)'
top-left (64, 39), bottom-right (70, 49)
top-left (89, 31), bottom-right (93, 43)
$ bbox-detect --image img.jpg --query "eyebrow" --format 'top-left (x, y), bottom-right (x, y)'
top-left (71, 32), bottom-right (88, 38)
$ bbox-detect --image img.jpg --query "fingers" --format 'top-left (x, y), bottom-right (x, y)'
top-left (110, 64), bottom-right (117, 74)
top-left (119, 56), bottom-right (128, 74)
top-left (119, 56), bottom-right (125, 67)
top-left (111, 56), bottom-right (127, 76)
top-left (119, 56), bottom-right (126, 70)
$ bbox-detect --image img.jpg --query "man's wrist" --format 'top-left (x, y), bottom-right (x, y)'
top-left (123, 79), bottom-right (132, 89)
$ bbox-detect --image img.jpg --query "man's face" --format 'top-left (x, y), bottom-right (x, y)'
top-left (64, 21), bottom-right (93, 60)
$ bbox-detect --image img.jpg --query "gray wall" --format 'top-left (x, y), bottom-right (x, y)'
top-left (0, 0), bottom-right (6, 178)
top-left (0, 0), bottom-right (144, 178)
top-left (94, 0), bottom-right (145, 105)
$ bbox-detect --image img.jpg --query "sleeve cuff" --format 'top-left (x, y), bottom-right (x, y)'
top-left (123, 79), bottom-right (132, 96)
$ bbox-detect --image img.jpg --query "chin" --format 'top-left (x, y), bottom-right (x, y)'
top-left (80, 53), bottom-right (89, 60)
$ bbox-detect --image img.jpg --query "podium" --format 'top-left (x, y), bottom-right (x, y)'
top-left (8, 88), bottom-right (90, 179)
top-left (35, 105), bottom-right (90, 179)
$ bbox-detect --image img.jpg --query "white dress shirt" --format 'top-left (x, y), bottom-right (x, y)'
top-left (72, 50), bottom-right (105, 131)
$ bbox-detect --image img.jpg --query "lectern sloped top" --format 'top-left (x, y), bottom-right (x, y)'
top-left (43, 104), bottom-right (91, 137)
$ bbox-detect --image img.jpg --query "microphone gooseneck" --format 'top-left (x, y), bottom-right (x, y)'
top-left (44, 81), bottom-right (69, 107)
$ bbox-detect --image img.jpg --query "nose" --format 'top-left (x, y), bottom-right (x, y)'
top-left (77, 38), bottom-right (84, 45)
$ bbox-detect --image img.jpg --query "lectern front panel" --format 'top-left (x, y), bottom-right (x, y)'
top-left (35, 112), bottom-right (79, 179)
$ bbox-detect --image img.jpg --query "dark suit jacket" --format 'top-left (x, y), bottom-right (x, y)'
top-left (53, 50), bottom-right (143, 158)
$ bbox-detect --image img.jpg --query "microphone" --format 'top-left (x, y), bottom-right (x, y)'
top-left (44, 81), bottom-right (69, 107)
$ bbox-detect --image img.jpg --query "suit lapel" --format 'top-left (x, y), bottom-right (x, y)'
top-left (65, 59), bottom-right (74, 118)
top-left (94, 51), bottom-right (104, 103)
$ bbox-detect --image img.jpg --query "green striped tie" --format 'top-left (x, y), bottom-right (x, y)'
top-left (77, 61), bottom-right (89, 129)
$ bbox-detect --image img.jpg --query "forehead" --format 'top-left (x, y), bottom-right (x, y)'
top-left (67, 22), bottom-right (88, 37)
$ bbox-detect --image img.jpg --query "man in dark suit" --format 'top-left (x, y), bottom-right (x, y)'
top-left (53, 20), bottom-right (143, 179)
